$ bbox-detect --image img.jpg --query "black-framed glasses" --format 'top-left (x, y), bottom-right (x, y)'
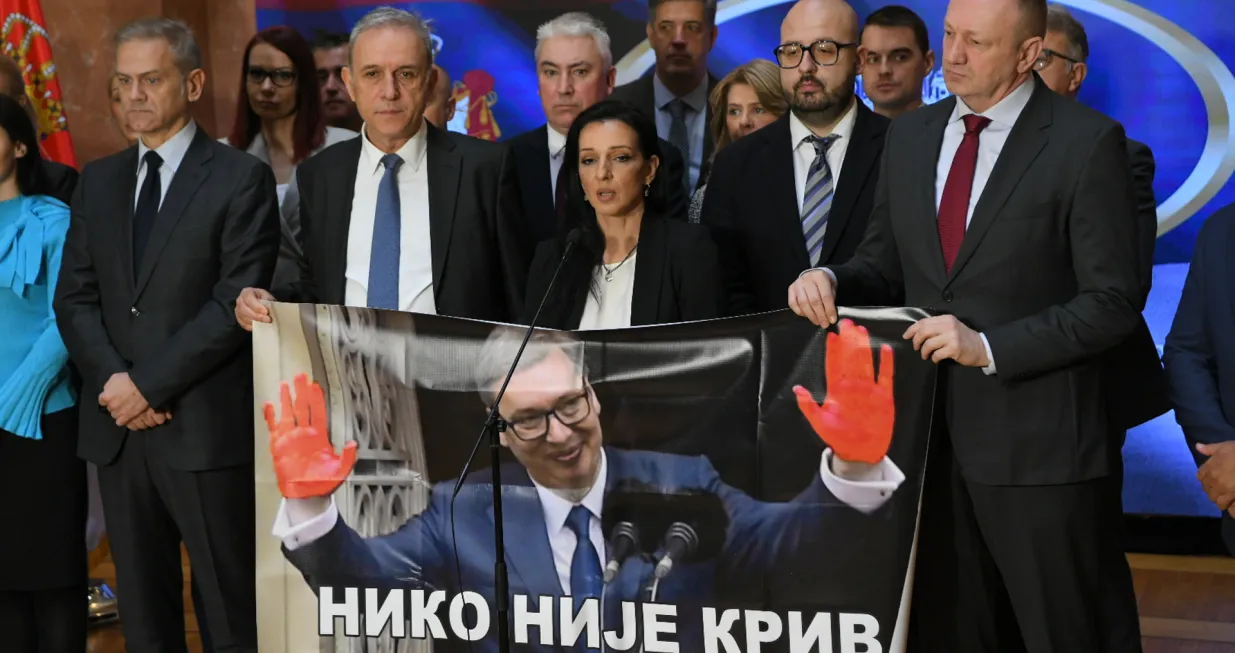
top-left (247, 66), bottom-right (297, 87)
top-left (502, 389), bottom-right (592, 441)
top-left (774, 40), bottom-right (857, 69)
top-left (1033, 48), bottom-right (1081, 71)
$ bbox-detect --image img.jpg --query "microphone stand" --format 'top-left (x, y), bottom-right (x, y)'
top-left (452, 231), bottom-right (581, 653)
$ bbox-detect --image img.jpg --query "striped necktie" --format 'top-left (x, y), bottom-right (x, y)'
top-left (801, 134), bottom-right (839, 266)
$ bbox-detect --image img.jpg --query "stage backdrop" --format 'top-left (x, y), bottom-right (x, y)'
top-left (252, 304), bottom-right (934, 653)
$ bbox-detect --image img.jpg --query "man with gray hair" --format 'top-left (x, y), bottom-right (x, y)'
top-left (54, 16), bottom-right (280, 653)
top-left (507, 11), bottom-right (688, 247)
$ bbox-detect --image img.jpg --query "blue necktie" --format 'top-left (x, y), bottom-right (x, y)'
top-left (368, 153), bottom-right (403, 310)
top-left (801, 134), bottom-right (839, 266)
top-left (567, 505), bottom-right (602, 652)
top-left (666, 99), bottom-right (692, 194)
top-left (132, 150), bottom-right (163, 277)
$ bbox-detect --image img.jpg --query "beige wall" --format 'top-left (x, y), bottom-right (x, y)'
top-left (43, 0), bottom-right (256, 165)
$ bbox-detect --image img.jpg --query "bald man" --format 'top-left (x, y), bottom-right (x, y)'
top-left (701, 0), bottom-right (888, 316)
top-left (788, 0), bottom-right (1146, 649)
top-left (423, 63), bottom-right (456, 129)
top-left (0, 54), bottom-right (77, 204)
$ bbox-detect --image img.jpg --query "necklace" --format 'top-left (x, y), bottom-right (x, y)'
top-left (601, 244), bottom-right (638, 282)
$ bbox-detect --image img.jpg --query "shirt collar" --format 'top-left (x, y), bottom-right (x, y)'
top-left (789, 97), bottom-right (858, 152)
top-left (136, 120), bottom-right (197, 174)
top-left (951, 75), bottom-right (1035, 127)
top-left (652, 73), bottom-right (709, 114)
top-left (359, 122), bottom-right (429, 175)
top-left (534, 447), bottom-right (608, 535)
top-left (547, 125), bottom-right (567, 159)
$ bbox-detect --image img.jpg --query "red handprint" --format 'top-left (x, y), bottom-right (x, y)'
top-left (265, 373), bottom-right (358, 499)
top-left (793, 319), bottom-right (896, 465)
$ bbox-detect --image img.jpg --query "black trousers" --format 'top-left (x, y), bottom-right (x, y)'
top-left (908, 423), bottom-right (1141, 653)
top-left (0, 588), bottom-right (86, 653)
top-left (96, 430), bottom-right (257, 653)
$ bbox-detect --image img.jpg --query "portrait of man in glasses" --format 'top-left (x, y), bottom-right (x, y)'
top-left (269, 321), bottom-right (909, 651)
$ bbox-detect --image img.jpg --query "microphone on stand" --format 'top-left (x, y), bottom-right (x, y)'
top-left (604, 521), bottom-right (640, 583)
top-left (653, 522), bottom-right (699, 580)
top-left (449, 227), bottom-right (584, 653)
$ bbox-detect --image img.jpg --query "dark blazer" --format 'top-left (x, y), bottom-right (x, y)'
top-left (521, 217), bottom-right (723, 329)
top-left (278, 123), bottom-right (529, 322)
top-left (611, 72), bottom-right (719, 191)
top-left (701, 103), bottom-right (890, 316)
top-left (508, 124), bottom-right (691, 246)
top-left (1163, 203), bottom-right (1235, 554)
top-left (42, 160), bottom-right (78, 206)
top-left (53, 125), bottom-right (281, 471)
top-left (831, 77), bottom-right (1145, 486)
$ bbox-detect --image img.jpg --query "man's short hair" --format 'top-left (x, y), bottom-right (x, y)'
top-left (115, 17), bottom-right (203, 76)
top-left (861, 5), bottom-right (930, 55)
top-left (1045, 4), bottom-right (1089, 62)
top-left (536, 12), bottom-right (613, 68)
top-left (311, 30), bottom-right (349, 51)
top-left (349, 6), bottom-right (434, 67)
top-left (0, 55), bottom-right (24, 101)
top-left (475, 328), bottom-right (588, 407)
top-left (647, 0), bottom-right (718, 26)
top-left (1018, 0), bottom-right (1048, 40)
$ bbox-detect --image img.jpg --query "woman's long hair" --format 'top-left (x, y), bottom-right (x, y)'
top-left (227, 26), bottom-right (325, 162)
top-left (707, 58), bottom-right (787, 155)
top-left (0, 94), bottom-right (48, 196)
top-left (557, 99), bottom-right (669, 303)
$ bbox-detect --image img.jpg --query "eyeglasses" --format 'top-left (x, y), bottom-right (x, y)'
top-left (502, 390), bottom-right (592, 441)
top-left (774, 40), bottom-right (857, 69)
top-left (247, 66), bottom-right (297, 87)
top-left (1032, 48), bottom-right (1081, 71)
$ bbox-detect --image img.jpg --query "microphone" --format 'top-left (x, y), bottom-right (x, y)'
top-left (604, 521), bottom-right (639, 583)
top-left (601, 482), bottom-right (730, 583)
top-left (653, 522), bottom-right (699, 580)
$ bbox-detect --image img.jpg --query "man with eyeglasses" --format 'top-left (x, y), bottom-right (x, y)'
top-left (701, 0), bottom-right (889, 317)
top-left (266, 324), bottom-right (909, 651)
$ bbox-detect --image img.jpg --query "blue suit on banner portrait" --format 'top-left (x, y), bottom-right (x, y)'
top-left (275, 445), bottom-right (904, 651)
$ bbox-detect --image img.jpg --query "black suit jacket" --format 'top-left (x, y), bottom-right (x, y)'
top-left (42, 160), bottom-right (78, 206)
top-left (508, 124), bottom-right (691, 247)
top-left (54, 125), bottom-right (281, 471)
top-left (521, 217), bottom-right (723, 329)
top-left (702, 103), bottom-right (889, 316)
top-left (611, 73), bottom-right (719, 191)
top-left (279, 124), bottom-right (529, 322)
top-left (831, 77), bottom-right (1145, 486)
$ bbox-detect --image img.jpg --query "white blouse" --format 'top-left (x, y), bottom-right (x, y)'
top-left (578, 252), bottom-right (637, 330)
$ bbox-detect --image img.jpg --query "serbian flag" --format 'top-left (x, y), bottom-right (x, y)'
top-left (0, 0), bottom-right (76, 167)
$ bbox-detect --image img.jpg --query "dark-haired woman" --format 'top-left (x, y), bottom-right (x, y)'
top-left (0, 93), bottom-right (85, 652)
top-left (223, 26), bottom-right (357, 290)
top-left (522, 99), bottom-right (723, 330)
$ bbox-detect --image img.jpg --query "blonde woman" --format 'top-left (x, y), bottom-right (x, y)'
top-left (688, 59), bottom-right (787, 223)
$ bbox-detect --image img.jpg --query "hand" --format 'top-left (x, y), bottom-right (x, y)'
top-left (904, 315), bottom-right (989, 367)
top-left (793, 319), bottom-right (895, 464)
top-left (125, 408), bottom-right (172, 431)
top-left (265, 373), bottom-right (358, 499)
top-left (236, 287), bottom-right (275, 331)
top-left (1196, 442), bottom-right (1235, 510)
top-left (99, 373), bottom-right (150, 427)
top-left (788, 270), bottom-right (838, 326)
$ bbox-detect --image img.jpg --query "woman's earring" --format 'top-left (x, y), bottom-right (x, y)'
top-left (644, 184), bottom-right (650, 196)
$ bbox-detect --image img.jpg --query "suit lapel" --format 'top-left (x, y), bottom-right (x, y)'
top-left (916, 104), bottom-right (952, 287)
top-left (117, 148), bottom-right (139, 289)
top-left (630, 218), bottom-right (666, 326)
top-left (134, 130), bottom-right (212, 298)
top-left (819, 103), bottom-right (882, 264)
top-left (762, 117), bottom-right (811, 270)
top-left (324, 139), bottom-right (361, 305)
top-left (947, 83), bottom-right (1052, 284)
top-left (491, 467), bottom-right (564, 599)
top-left (512, 127), bottom-right (554, 240)
top-left (698, 74), bottom-right (719, 189)
top-left (426, 125), bottom-right (460, 295)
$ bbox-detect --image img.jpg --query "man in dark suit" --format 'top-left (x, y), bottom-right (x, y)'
top-left (236, 7), bottom-right (528, 329)
top-left (266, 324), bottom-right (908, 651)
top-left (702, 0), bottom-right (888, 316)
top-left (611, 0), bottom-right (718, 194)
top-left (53, 17), bottom-right (279, 653)
top-left (1164, 203), bottom-right (1235, 555)
top-left (0, 54), bottom-right (77, 204)
top-left (789, 0), bottom-right (1145, 649)
top-left (508, 11), bottom-right (689, 245)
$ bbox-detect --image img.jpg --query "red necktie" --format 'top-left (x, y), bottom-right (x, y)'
top-left (937, 114), bottom-right (991, 272)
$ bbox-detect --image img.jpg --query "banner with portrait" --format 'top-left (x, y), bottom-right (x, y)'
top-left (252, 304), bottom-right (935, 653)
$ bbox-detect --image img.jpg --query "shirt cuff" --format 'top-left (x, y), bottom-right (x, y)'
top-left (272, 498), bottom-right (339, 551)
top-left (819, 449), bottom-right (905, 514)
top-left (798, 267), bottom-right (838, 287)
top-left (979, 333), bottom-right (997, 375)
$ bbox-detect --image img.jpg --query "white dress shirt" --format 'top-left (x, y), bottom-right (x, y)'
top-left (548, 126), bottom-right (567, 202)
top-left (537, 450), bottom-right (609, 593)
top-left (578, 254), bottom-right (637, 330)
top-left (135, 120), bottom-right (198, 211)
top-left (343, 125), bottom-right (437, 314)
top-left (652, 75), bottom-right (709, 190)
top-left (788, 99), bottom-right (858, 215)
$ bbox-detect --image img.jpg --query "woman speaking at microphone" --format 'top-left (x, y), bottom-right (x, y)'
top-left (522, 100), bottom-right (723, 330)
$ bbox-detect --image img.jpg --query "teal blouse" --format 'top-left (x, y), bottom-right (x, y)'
top-left (0, 194), bottom-right (75, 439)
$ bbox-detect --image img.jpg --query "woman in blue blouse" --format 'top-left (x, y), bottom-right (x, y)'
top-left (0, 94), bottom-right (85, 651)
